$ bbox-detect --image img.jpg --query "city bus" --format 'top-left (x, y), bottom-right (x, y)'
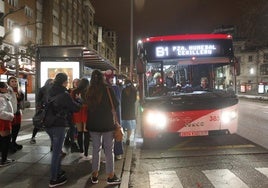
top-left (135, 34), bottom-right (239, 144)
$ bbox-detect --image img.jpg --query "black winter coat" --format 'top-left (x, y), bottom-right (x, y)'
top-left (45, 84), bottom-right (82, 127)
top-left (86, 86), bottom-right (119, 132)
top-left (121, 86), bottom-right (137, 120)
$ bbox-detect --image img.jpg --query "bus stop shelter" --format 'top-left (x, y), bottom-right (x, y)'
top-left (35, 45), bottom-right (116, 90)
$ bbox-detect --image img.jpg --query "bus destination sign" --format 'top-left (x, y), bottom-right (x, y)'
top-left (143, 39), bottom-right (233, 61)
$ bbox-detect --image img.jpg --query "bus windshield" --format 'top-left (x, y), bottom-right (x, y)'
top-left (146, 62), bottom-right (235, 97)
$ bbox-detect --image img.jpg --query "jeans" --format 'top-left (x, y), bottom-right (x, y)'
top-left (90, 131), bottom-right (114, 174)
top-left (45, 126), bottom-right (65, 181)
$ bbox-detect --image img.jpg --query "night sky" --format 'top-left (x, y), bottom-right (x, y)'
top-left (90, 0), bottom-right (255, 65)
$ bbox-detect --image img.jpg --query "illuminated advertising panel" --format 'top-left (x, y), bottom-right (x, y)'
top-left (40, 61), bottom-right (80, 89)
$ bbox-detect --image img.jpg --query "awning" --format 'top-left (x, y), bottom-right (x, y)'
top-left (36, 45), bottom-right (117, 71)
top-left (83, 48), bottom-right (117, 71)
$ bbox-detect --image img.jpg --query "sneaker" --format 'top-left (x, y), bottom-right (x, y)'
top-left (107, 175), bottom-right (121, 185)
top-left (15, 143), bottom-right (23, 150)
top-left (0, 159), bottom-right (15, 167)
top-left (49, 176), bottom-right (67, 188)
top-left (82, 155), bottom-right (92, 160)
top-left (58, 170), bottom-right (66, 178)
top-left (91, 176), bottom-right (98, 184)
top-left (30, 138), bottom-right (36, 144)
top-left (115, 155), bottom-right (122, 160)
top-left (79, 152), bottom-right (84, 157)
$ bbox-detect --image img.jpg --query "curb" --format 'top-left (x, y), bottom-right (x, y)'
top-left (120, 146), bottom-right (133, 188)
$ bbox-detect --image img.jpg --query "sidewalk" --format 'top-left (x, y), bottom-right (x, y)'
top-left (0, 93), bottom-right (132, 188)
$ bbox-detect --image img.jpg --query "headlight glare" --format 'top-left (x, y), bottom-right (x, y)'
top-left (221, 110), bottom-right (237, 124)
top-left (145, 110), bottom-right (167, 129)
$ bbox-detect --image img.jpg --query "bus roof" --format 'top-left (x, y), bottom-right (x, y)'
top-left (141, 34), bottom-right (232, 43)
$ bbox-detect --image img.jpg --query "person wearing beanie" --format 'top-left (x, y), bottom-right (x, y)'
top-left (45, 72), bottom-right (82, 187)
top-left (0, 82), bottom-right (15, 167)
top-left (104, 70), bottom-right (124, 160)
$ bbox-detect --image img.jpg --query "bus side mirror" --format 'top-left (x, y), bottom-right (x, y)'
top-left (136, 58), bottom-right (146, 74)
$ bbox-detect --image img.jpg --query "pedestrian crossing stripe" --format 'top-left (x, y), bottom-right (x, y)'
top-left (202, 169), bottom-right (249, 188)
top-left (255, 167), bottom-right (268, 178)
top-left (148, 168), bottom-right (268, 188)
top-left (149, 170), bottom-right (183, 188)
top-left (169, 144), bottom-right (255, 151)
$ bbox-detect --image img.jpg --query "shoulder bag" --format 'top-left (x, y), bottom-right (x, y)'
top-left (106, 87), bottom-right (124, 142)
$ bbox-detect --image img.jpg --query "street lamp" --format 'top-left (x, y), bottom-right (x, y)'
top-left (13, 26), bottom-right (21, 78)
top-left (129, 0), bottom-right (134, 81)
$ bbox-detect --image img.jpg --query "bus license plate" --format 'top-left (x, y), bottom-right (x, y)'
top-left (180, 131), bottom-right (208, 137)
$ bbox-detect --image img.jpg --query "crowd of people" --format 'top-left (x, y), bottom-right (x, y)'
top-left (0, 70), bottom-right (137, 187)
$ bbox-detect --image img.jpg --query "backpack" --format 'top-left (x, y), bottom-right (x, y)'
top-left (32, 95), bottom-right (58, 129)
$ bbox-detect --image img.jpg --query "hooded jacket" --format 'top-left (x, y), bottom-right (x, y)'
top-left (45, 83), bottom-right (81, 127)
top-left (0, 93), bottom-right (14, 121)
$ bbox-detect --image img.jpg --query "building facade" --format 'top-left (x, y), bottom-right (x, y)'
top-left (234, 40), bottom-right (268, 95)
top-left (0, 0), bottom-right (118, 93)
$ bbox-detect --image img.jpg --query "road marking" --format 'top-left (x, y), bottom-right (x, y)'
top-left (169, 144), bottom-right (255, 151)
top-left (22, 118), bottom-right (33, 122)
top-left (16, 132), bottom-right (47, 141)
top-left (149, 170), bottom-right (183, 188)
top-left (255, 167), bottom-right (268, 178)
top-left (203, 169), bottom-right (249, 188)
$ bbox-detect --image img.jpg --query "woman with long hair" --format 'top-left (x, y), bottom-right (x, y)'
top-left (71, 78), bottom-right (91, 159)
top-left (104, 70), bottom-right (124, 160)
top-left (86, 70), bottom-right (121, 185)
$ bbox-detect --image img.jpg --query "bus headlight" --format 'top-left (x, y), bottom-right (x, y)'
top-left (221, 110), bottom-right (237, 124)
top-left (145, 110), bottom-right (167, 129)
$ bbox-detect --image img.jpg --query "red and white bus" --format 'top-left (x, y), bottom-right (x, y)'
top-left (136, 34), bottom-right (239, 144)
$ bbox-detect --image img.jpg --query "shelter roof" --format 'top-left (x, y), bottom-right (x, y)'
top-left (36, 45), bottom-right (116, 71)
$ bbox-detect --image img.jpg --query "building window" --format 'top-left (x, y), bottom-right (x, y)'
top-left (0, 12), bottom-right (3, 26)
top-left (7, 18), bottom-right (15, 30)
top-left (24, 6), bottom-right (33, 18)
top-left (8, 0), bottom-right (18, 8)
top-left (264, 53), bottom-right (268, 62)
top-left (260, 64), bottom-right (268, 75)
top-left (24, 27), bottom-right (33, 38)
top-left (248, 55), bottom-right (253, 62)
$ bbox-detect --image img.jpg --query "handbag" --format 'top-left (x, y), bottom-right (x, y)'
top-left (32, 95), bottom-right (58, 129)
top-left (106, 87), bottom-right (124, 142)
top-left (32, 108), bottom-right (47, 129)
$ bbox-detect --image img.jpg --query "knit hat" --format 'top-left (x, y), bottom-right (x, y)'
top-left (104, 69), bottom-right (114, 83)
top-left (54, 73), bottom-right (68, 85)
